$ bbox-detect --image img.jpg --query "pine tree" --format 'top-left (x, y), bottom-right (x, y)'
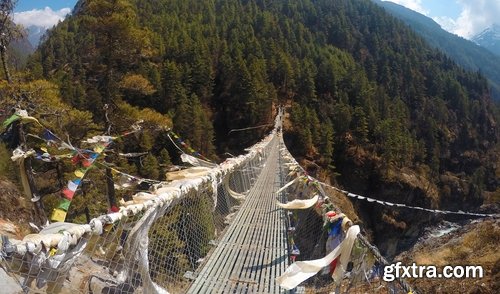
top-left (352, 106), bottom-right (369, 144)
top-left (81, 0), bottom-right (152, 110)
top-left (141, 153), bottom-right (160, 180)
top-left (148, 205), bottom-right (189, 281)
top-left (159, 148), bottom-right (172, 166)
top-left (319, 121), bottom-right (334, 167)
top-left (161, 61), bottom-right (185, 113)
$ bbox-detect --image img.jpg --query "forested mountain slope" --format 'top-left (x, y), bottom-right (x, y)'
top-left (374, 0), bottom-right (500, 101)
top-left (0, 19), bottom-right (33, 77)
top-left (8, 38), bottom-right (34, 69)
top-left (10, 0), bottom-right (500, 255)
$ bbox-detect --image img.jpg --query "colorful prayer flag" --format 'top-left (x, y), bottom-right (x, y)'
top-left (93, 145), bottom-right (105, 153)
top-left (82, 159), bottom-right (93, 167)
top-left (50, 208), bottom-right (67, 223)
top-left (67, 180), bottom-right (80, 192)
top-left (42, 129), bottom-right (59, 142)
top-left (74, 169), bottom-right (85, 178)
top-left (63, 188), bottom-right (76, 200)
top-left (2, 114), bottom-right (20, 128)
top-left (57, 199), bottom-right (72, 211)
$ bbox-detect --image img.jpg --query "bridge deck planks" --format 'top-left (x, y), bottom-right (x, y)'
top-left (187, 139), bottom-right (290, 294)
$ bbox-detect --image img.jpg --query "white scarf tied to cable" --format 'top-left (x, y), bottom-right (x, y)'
top-left (223, 173), bottom-right (246, 200)
top-left (276, 194), bottom-right (319, 209)
top-left (180, 153), bottom-right (217, 168)
top-left (276, 176), bottom-right (303, 194)
top-left (276, 225), bottom-right (360, 290)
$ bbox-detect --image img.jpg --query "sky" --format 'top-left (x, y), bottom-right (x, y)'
top-left (386, 0), bottom-right (500, 39)
top-left (11, 0), bottom-right (500, 39)
top-left (13, 1), bottom-right (76, 29)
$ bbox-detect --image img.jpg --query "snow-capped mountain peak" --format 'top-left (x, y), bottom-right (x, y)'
top-left (26, 25), bottom-right (47, 47)
top-left (472, 24), bottom-right (500, 56)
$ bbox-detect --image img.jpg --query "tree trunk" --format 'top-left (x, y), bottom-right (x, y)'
top-left (25, 158), bottom-right (49, 226)
top-left (104, 105), bottom-right (119, 210)
top-left (105, 162), bottom-right (118, 210)
top-left (0, 45), bottom-right (12, 83)
top-left (19, 124), bottom-right (48, 226)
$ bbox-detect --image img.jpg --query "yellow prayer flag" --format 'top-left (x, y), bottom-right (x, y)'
top-left (94, 145), bottom-right (105, 153)
top-left (49, 248), bottom-right (58, 257)
top-left (74, 169), bottom-right (85, 178)
top-left (20, 116), bottom-right (42, 126)
top-left (50, 208), bottom-right (67, 222)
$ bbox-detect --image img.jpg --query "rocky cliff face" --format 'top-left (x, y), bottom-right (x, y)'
top-left (333, 145), bottom-right (499, 258)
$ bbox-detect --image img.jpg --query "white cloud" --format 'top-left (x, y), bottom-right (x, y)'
top-left (13, 7), bottom-right (71, 29)
top-left (385, 0), bottom-right (429, 15)
top-left (433, 0), bottom-right (500, 39)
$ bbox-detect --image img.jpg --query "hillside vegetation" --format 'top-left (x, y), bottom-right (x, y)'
top-left (374, 0), bottom-right (500, 101)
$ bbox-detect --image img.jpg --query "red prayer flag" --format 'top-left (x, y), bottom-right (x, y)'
top-left (329, 256), bottom-right (339, 275)
top-left (82, 159), bottom-right (93, 167)
top-left (71, 155), bottom-right (80, 165)
top-left (62, 188), bottom-right (75, 200)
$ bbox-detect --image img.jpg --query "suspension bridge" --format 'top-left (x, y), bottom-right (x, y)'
top-left (187, 136), bottom-right (288, 293)
top-left (0, 112), bottom-right (415, 293)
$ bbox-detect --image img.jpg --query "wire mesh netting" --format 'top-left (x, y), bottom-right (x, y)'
top-left (0, 125), bottom-right (276, 294)
top-left (1, 113), bottom-right (413, 293)
top-left (277, 142), bottom-right (411, 294)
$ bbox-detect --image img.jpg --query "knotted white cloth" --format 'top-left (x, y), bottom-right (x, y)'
top-left (276, 225), bottom-right (360, 290)
top-left (276, 195), bottom-right (319, 209)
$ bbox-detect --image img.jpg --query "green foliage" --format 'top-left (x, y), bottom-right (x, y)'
top-left (147, 191), bottom-right (215, 286)
top-left (65, 175), bottom-right (109, 223)
top-left (375, 118), bottom-right (418, 166)
top-left (1, 79), bottom-right (98, 139)
top-left (158, 148), bottom-right (172, 180)
top-left (20, 0), bottom-right (499, 208)
top-left (319, 121), bottom-right (334, 166)
top-left (182, 191), bottom-right (215, 265)
top-left (148, 203), bottom-right (190, 283)
top-left (120, 73), bottom-right (156, 96)
top-left (375, 0), bottom-right (500, 101)
top-left (289, 103), bottom-right (313, 155)
top-left (140, 153), bottom-right (160, 180)
top-left (159, 148), bottom-right (172, 166)
top-left (351, 106), bottom-right (369, 144)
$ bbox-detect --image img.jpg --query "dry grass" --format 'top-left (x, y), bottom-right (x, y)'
top-left (398, 219), bottom-right (500, 293)
top-left (0, 179), bottom-right (34, 237)
top-left (322, 186), bottom-right (361, 224)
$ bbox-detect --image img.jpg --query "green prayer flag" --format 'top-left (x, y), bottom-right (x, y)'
top-left (2, 114), bottom-right (20, 129)
top-left (57, 198), bottom-right (72, 211)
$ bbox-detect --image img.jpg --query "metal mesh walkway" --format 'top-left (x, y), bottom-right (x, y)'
top-left (187, 138), bottom-right (290, 293)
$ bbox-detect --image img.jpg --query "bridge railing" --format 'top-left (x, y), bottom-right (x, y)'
top-left (0, 128), bottom-right (278, 293)
top-left (1, 108), bottom-right (414, 293)
top-left (277, 135), bottom-right (413, 294)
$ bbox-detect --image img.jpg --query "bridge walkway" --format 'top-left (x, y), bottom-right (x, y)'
top-left (187, 139), bottom-right (290, 293)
